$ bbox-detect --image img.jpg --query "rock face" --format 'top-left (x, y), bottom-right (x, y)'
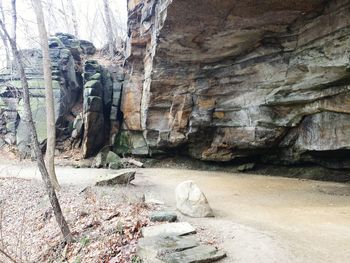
top-left (0, 35), bottom-right (81, 156)
top-left (0, 33), bottom-right (124, 158)
top-left (120, 0), bottom-right (350, 171)
top-left (175, 181), bottom-right (214, 218)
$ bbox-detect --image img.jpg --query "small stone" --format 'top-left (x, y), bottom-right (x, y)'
top-left (106, 151), bottom-right (121, 165)
top-left (141, 222), bottom-right (196, 237)
top-left (108, 161), bottom-right (122, 170)
top-left (93, 146), bottom-right (110, 168)
top-left (150, 211), bottom-right (177, 222)
top-left (95, 171), bottom-right (136, 186)
top-left (175, 180), bottom-right (214, 218)
top-left (144, 193), bottom-right (165, 205)
top-left (76, 159), bottom-right (92, 168)
top-left (93, 152), bottom-right (105, 168)
top-left (159, 245), bottom-right (226, 263)
top-left (237, 163), bottom-right (255, 172)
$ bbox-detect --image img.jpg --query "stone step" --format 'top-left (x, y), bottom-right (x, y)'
top-left (150, 211), bottom-right (178, 222)
top-left (137, 236), bottom-right (198, 262)
top-left (141, 222), bottom-right (196, 237)
top-left (159, 245), bottom-right (226, 263)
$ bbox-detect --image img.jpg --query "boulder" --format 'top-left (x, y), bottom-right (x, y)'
top-left (93, 149), bottom-right (122, 168)
top-left (106, 151), bottom-right (121, 164)
top-left (175, 181), bottom-right (214, 218)
top-left (80, 40), bottom-right (96, 55)
top-left (93, 147), bottom-right (109, 168)
top-left (95, 171), bottom-right (136, 186)
top-left (108, 161), bottom-right (122, 170)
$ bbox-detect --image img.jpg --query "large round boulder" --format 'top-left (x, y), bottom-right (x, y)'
top-left (175, 180), bottom-right (214, 218)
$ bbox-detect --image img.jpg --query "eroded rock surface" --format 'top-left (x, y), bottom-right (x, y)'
top-left (121, 0), bottom-right (350, 171)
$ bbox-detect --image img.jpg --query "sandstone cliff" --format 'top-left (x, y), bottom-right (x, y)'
top-left (120, 0), bottom-right (350, 169)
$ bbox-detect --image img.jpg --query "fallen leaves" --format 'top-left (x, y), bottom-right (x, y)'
top-left (0, 177), bottom-right (154, 262)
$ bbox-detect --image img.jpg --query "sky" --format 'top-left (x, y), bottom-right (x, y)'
top-left (0, 0), bottom-right (127, 67)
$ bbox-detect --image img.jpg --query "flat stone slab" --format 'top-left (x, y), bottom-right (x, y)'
top-left (137, 236), bottom-right (199, 262)
top-left (150, 211), bottom-right (177, 222)
top-left (144, 193), bottom-right (165, 205)
top-left (159, 245), bottom-right (226, 263)
top-left (95, 171), bottom-right (135, 186)
top-left (141, 222), bottom-right (196, 237)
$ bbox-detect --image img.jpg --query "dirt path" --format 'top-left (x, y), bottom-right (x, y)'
top-left (0, 163), bottom-right (349, 263)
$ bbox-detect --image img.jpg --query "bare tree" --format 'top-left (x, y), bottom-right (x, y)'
top-left (59, 0), bottom-right (70, 34)
top-left (0, 1), bottom-right (10, 68)
top-left (109, 11), bottom-right (120, 50)
top-left (0, 0), bottom-right (72, 243)
top-left (103, 0), bottom-right (114, 56)
top-left (67, 0), bottom-right (79, 37)
top-left (0, 247), bottom-right (17, 263)
top-left (32, 0), bottom-right (60, 190)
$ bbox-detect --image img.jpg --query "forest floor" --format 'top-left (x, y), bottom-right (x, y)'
top-left (0, 176), bottom-right (155, 262)
top-left (0, 156), bottom-right (349, 263)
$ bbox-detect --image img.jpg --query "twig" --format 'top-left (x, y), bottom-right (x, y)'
top-left (0, 247), bottom-right (18, 263)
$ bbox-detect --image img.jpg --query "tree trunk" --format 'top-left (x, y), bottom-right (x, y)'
top-left (32, 0), bottom-right (60, 190)
top-left (0, 3), bottom-right (72, 243)
top-left (103, 0), bottom-right (114, 56)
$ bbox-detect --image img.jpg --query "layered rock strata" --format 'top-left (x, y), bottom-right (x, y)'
top-left (0, 33), bottom-right (122, 158)
top-left (121, 0), bottom-right (350, 170)
top-left (0, 37), bottom-right (81, 156)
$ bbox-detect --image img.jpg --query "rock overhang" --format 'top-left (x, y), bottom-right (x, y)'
top-left (121, 0), bottom-right (350, 170)
top-left (156, 0), bottom-right (326, 63)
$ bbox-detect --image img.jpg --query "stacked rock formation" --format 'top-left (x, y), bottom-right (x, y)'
top-left (0, 35), bottom-right (82, 156)
top-left (0, 33), bottom-right (123, 158)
